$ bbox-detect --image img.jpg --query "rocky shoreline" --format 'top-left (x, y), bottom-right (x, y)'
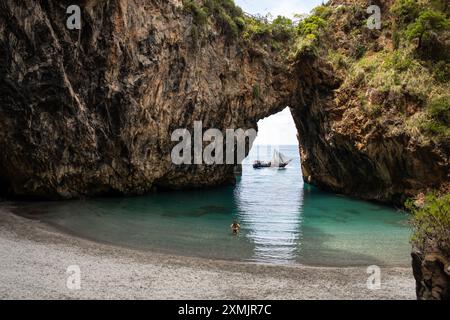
top-left (412, 248), bottom-right (450, 300)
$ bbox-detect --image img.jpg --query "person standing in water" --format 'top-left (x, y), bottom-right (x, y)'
top-left (230, 220), bottom-right (241, 235)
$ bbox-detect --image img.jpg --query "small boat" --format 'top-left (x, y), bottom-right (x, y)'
top-left (253, 160), bottom-right (271, 169)
top-left (253, 150), bottom-right (292, 169)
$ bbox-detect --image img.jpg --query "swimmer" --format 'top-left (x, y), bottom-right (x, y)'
top-left (230, 220), bottom-right (241, 235)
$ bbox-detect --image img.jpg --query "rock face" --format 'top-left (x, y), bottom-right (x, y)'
top-left (0, 0), bottom-right (293, 198)
top-left (292, 58), bottom-right (450, 205)
top-left (0, 0), bottom-right (448, 205)
top-left (291, 0), bottom-right (450, 206)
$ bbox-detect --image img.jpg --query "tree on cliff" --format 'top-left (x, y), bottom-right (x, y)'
top-left (406, 9), bottom-right (450, 49)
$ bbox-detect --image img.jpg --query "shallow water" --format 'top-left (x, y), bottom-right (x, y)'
top-left (17, 146), bottom-right (412, 266)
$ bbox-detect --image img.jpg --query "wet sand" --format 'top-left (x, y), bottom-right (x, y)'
top-left (0, 204), bottom-right (416, 300)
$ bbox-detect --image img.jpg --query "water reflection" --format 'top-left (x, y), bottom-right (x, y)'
top-left (236, 145), bottom-right (304, 264)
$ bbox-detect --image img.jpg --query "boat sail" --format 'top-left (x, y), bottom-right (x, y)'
top-left (270, 150), bottom-right (292, 168)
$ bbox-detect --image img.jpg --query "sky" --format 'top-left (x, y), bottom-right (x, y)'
top-left (235, 1), bottom-right (323, 145)
top-left (253, 107), bottom-right (299, 146)
top-left (235, 0), bottom-right (323, 19)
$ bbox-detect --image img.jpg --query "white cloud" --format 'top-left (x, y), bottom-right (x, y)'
top-left (253, 107), bottom-right (298, 146)
top-left (235, 0), bottom-right (322, 19)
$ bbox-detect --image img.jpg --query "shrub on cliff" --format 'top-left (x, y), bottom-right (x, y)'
top-left (421, 95), bottom-right (450, 138)
top-left (241, 16), bottom-right (271, 39)
top-left (391, 0), bottom-right (450, 58)
top-left (291, 14), bottom-right (327, 58)
top-left (433, 60), bottom-right (450, 83)
top-left (183, 0), bottom-right (245, 42)
top-left (183, 0), bottom-right (208, 26)
top-left (405, 9), bottom-right (450, 49)
top-left (391, 0), bottom-right (422, 25)
top-left (408, 194), bottom-right (450, 255)
top-left (297, 14), bottom-right (327, 38)
top-left (240, 13), bottom-right (295, 46)
top-left (428, 96), bottom-right (450, 125)
top-left (205, 0), bottom-right (245, 38)
top-left (270, 16), bottom-right (295, 42)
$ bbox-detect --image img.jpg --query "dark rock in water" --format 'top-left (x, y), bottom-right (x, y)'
top-left (233, 165), bottom-right (242, 176)
top-left (412, 248), bottom-right (450, 300)
top-left (0, 0), bottom-right (448, 206)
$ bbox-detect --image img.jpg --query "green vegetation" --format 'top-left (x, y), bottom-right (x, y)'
top-left (241, 15), bottom-right (296, 53)
top-left (391, 0), bottom-right (422, 25)
top-left (348, 51), bottom-right (431, 100)
top-left (312, 5), bottom-right (333, 20)
top-left (344, 48), bottom-right (449, 141)
top-left (182, 0), bottom-right (329, 55)
top-left (391, 0), bottom-right (450, 54)
top-left (252, 84), bottom-right (260, 99)
top-left (183, 0), bottom-right (245, 42)
top-left (405, 10), bottom-right (450, 49)
top-left (389, 0), bottom-right (449, 139)
top-left (327, 49), bottom-right (352, 70)
top-left (318, 0), bottom-right (450, 142)
top-left (428, 96), bottom-right (450, 124)
top-left (269, 16), bottom-right (296, 42)
top-left (433, 60), bottom-right (450, 83)
top-left (421, 95), bottom-right (450, 137)
top-left (182, 1), bottom-right (449, 141)
top-left (183, 0), bottom-right (208, 26)
top-left (204, 0), bottom-right (245, 38)
top-left (183, 0), bottom-right (297, 47)
top-left (297, 15), bottom-right (327, 37)
top-left (407, 193), bottom-right (450, 254)
top-left (292, 9), bottom-right (328, 58)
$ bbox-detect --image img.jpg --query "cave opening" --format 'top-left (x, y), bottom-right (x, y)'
top-left (245, 106), bottom-right (302, 178)
top-left (237, 106), bottom-right (304, 263)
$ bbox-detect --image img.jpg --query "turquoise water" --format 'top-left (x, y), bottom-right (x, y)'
top-left (18, 146), bottom-right (412, 266)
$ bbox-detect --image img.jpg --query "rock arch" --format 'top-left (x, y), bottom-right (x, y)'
top-left (0, 0), bottom-right (447, 204)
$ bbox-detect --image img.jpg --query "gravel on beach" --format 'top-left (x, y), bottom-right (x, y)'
top-left (0, 206), bottom-right (415, 300)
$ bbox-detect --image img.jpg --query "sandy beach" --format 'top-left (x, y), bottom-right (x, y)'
top-left (0, 204), bottom-right (416, 300)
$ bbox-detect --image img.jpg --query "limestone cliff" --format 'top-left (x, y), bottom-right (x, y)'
top-left (0, 0), bottom-right (293, 198)
top-left (292, 0), bottom-right (449, 205)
